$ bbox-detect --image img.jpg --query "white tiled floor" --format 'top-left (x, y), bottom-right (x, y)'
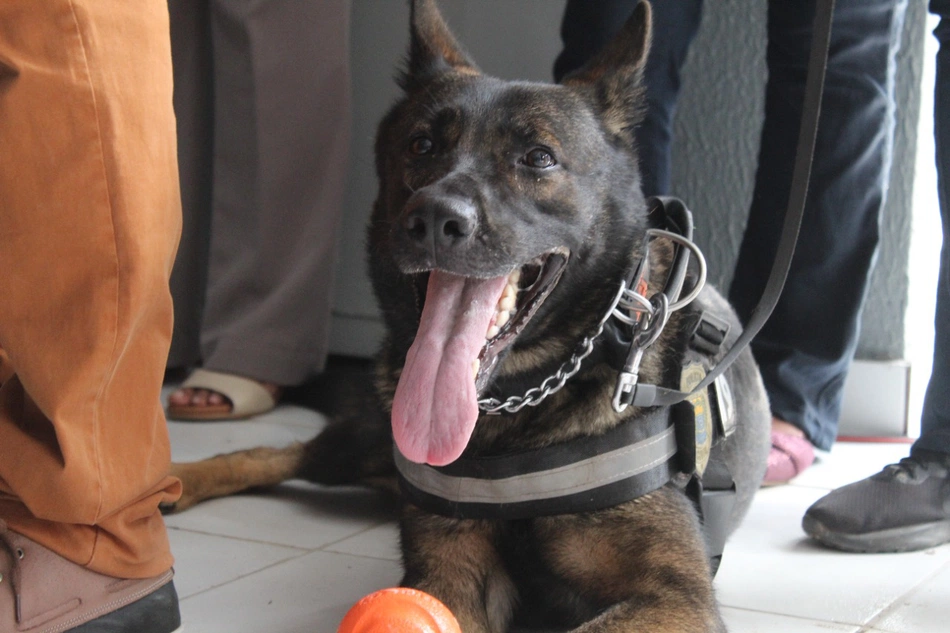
top-left (164, 391), bottom-right (950, 633)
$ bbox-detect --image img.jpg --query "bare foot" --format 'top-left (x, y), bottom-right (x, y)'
top-left (168, 382), bottom-right (282, 412)
top-left (765, 417), bottom-right (815, 485)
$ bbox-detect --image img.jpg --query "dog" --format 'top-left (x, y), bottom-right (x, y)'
top-left (166, 1), bottom-right (770, 630)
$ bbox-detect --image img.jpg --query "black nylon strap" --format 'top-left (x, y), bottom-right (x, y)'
top-left (396, 407), bottom-right (678, 520)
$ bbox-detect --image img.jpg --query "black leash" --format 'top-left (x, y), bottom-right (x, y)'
top-left (631, 0), bottom-right (837, 408)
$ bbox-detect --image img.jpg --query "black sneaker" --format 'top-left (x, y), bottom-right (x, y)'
top-left (802, 452), bottom-right (950, 553)
top-left (1, 519), bottom-right (182, 632)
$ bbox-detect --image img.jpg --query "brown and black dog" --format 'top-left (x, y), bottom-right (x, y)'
top-left (167, 1), bottom-right (770, 630)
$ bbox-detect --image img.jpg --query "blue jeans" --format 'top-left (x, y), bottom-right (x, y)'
top-left (556, 0), bottom-right (910, 451)
top-left (911, 1), bottom-right (950, 459)
top-left (554, 0), bottom-right (702, 196)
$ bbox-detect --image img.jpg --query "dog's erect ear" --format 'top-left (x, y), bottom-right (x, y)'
top-left (560, 0), bottom-right (652, 139)
top-left (399, 0), bottom-right (479, 91)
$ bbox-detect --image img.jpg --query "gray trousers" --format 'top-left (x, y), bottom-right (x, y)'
top-left (167, 0), bottom-right (351, 385)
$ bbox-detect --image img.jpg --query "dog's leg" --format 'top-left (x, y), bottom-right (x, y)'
top-left (569, 598), bottom-right (726, 633)
top-left (163, 443), bottom-right (307, 513)
top-left (399, 508), bottom-right (517, 633)
top-left (165, 405), bottom-right (396, 513)
top-left (537, 492), bottom-right (727, 633)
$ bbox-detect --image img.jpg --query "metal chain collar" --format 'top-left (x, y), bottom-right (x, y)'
top-left (476, 227), bottom-right (707, 415)
top-left (477, 279), bottom-right (628, 414)
top-left (477, 275), bottom-right (661, 414)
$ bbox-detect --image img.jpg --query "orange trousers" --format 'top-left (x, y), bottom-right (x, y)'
top-left (0, 0), bottom-right (182, 578)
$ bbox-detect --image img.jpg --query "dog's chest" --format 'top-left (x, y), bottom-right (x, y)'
top-left (492, 488), bottom-right (704, 626)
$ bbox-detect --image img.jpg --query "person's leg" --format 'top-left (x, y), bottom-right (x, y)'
top-left (202, 0), bottom-right (350, 385)
top-left (911, 1), bottom-right (950, 462)
top-left (0, 0), bottom-right (183, 629)
top-left (802, 2), bottom-right (950, 553)
top-left (553, 0), bottom-right (703, 196)
top-left (168, 0), bottom-right (351, 417)
top-left (731, 0), bottom-right (908, 465)
top-left (167, 0), bottom-right (214, 370)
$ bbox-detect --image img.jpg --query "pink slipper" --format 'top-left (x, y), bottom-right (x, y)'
top-left (764, 430), bottom-right (815, 485)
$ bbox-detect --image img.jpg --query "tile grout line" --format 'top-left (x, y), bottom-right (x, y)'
top-left (176, 544), bottom-right (399, 604)
top-left (720, 604), bottom-right (864, 631)
top-left (169, 520), bottom-right (401, 564)
top-left (167, 524), bottom-right (317, 551)
top-left (177, 549), bottom-right (314, 602)
top-left (856, 555), bottom-right (950, 633)
top-left (316, 519), bottom-right (401, 561)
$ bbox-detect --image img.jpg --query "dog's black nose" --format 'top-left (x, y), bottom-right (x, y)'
top-left (404, 196), bottom-right (477, 253)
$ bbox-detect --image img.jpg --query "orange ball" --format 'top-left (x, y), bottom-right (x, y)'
top-left (337, 588), bottom-right (461, 633)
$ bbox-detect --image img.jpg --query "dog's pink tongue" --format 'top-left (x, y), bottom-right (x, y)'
top-left (392, 270), bottom-right (509, 466)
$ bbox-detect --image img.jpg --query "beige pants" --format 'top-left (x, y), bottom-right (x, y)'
top-left (0, 0), bottom-right (182, 579)
top-left (166, 0), bottom-right (351, 385)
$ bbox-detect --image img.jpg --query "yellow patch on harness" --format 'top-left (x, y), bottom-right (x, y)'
top-left (680, 363), bottom-right (712, 476)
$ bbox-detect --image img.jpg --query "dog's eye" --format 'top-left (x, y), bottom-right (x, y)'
top-left (409, 136), bottom-right (434, 156)
top-left (523, 148), bottom-right (556, 169)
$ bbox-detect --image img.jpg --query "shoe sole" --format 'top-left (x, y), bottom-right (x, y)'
top-left (803, 515), bottom-right (950, 553)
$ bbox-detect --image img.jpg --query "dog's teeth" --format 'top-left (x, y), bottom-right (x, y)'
top-left (508, 269), bottom-right (521, 285)
top-left (472, 359), bottom-right (480, 380)
top-left (495, 310), bottom-right (510, 328)
top-left (494, 283), bottom-right (517, 315)
top-left (486, 325), bottom-right (501, 339)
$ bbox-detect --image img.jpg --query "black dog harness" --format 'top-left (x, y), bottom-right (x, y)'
top-left (396, 0), bottom-right (838, 579)
top-left (396, 197), bottom-right (740, 574)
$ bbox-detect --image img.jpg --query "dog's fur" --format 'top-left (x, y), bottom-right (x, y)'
top-left (167, 2), bottom-right (770, 630)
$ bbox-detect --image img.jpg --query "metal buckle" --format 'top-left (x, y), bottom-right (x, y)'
top-left (612, 294), bottom-right (669, 413)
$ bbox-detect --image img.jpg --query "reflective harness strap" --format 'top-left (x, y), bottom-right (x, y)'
top-left (395, 368), bottom-right (736, 568)
top-left (395, 407), bottom-right (677, 521)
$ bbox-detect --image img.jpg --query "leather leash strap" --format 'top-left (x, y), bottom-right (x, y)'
top-left (641, 0), bottom-right (837, 407)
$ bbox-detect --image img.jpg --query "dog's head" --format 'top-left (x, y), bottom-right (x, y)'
top-left (369, 0), bottom-right (654, 465)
